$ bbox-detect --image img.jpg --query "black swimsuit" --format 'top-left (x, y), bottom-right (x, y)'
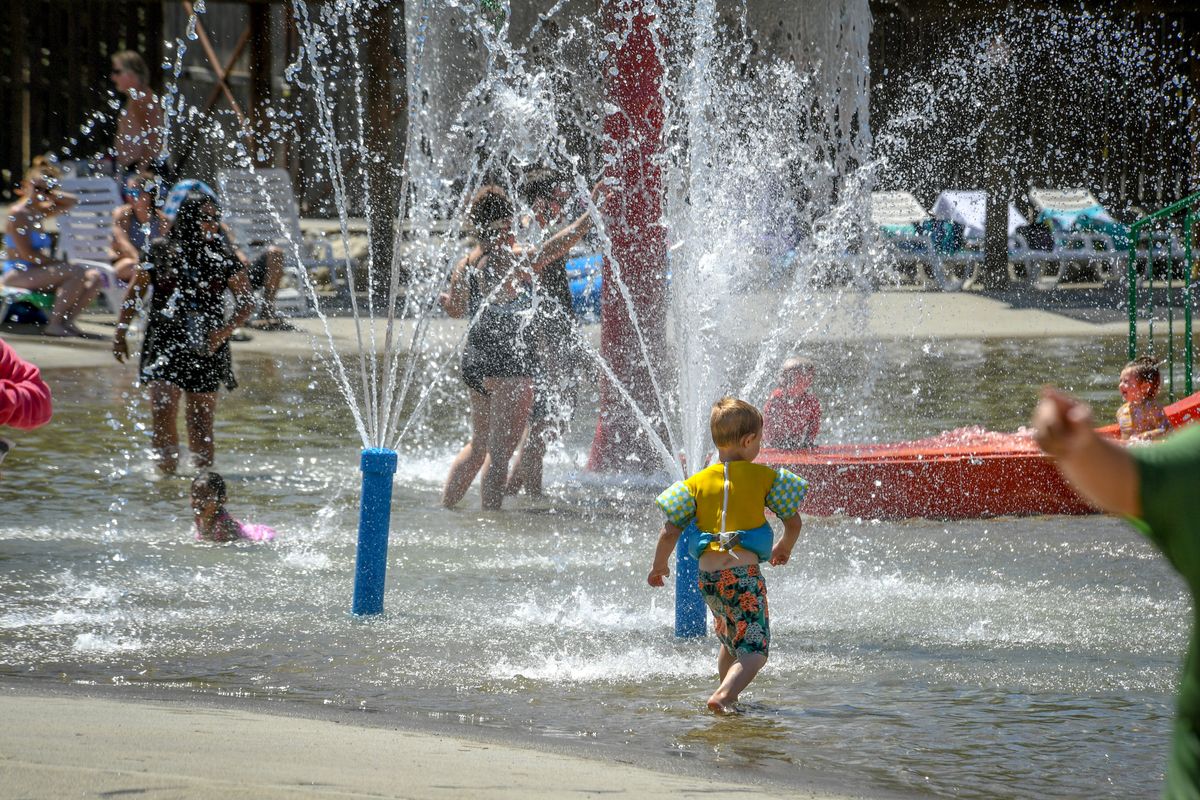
top-left (460, 253), bottom-right (532, 395)
top-left (139, 239), bottom-right (241, 394)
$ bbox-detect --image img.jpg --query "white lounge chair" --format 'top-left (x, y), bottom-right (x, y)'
top-left (873, 190), bottom-right (985, 291)
top-left (217, 168), bottom-right (340, 315)
top-left (56, 177), bottom-right (125, 313)
top-left (1026, 188), bottom-right (1129, 286)
top-left (931, 190), bottom-right (1039, 287)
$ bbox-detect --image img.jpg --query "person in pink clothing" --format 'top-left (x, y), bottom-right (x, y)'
top-left (0, 336), bottom-right (53, 466)
top-left (0, 337), bottom-right (52, 430)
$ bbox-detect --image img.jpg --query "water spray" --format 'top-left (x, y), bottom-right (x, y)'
top-left (351, 447), bottom-right (398, 616)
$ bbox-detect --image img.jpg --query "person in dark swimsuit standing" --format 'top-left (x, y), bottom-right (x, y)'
top-left (440, 183), bottom-right (605, 510)
top-left (112, 191), bottom-right (256, 475)
top-left (507, 170), bottom-right (591, 497)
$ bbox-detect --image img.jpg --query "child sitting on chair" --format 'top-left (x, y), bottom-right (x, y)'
top-left (647, 397), bottom-right (807, 714)
top-left (191, 472), bottom-right (277, 543)
top-left (1117, 357), bottom-right (1171, 441)
top-left (762, 356), bottom-right (821, 449)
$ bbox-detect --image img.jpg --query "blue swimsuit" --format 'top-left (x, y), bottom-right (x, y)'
top-left (3, 229), bottom-right (53, 275)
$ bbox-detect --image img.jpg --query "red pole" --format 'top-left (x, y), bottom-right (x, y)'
top-left (588, 0), bottom-right (668, 473)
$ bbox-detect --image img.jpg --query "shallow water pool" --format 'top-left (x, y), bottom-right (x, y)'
top-left (0, 335), bottom-right (1187, 798)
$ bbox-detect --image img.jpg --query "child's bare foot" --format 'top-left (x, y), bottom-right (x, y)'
top-left (707, 691), bottom-right (740, 714)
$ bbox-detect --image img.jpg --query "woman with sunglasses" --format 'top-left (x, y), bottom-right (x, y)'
top-left (112, 191), bottom-right (256, 475)
top-left (111, 170), bottom-right (168, 283)
top-left (2, 157), bottom-right (103, 338)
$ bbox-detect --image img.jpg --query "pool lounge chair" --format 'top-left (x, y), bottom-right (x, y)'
top-left (55, 176), bottom-right (125, 313)
top-left (873, 190), bottom-right (976, 291)
top-left (218, 168), bottom-right (341, 314)
top-left (930, 190), bottom-right (1037, 287)
top-left (1026, 188), bottom-right (1129, 287)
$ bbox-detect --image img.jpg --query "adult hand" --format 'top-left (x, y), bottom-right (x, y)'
top-left (1031, 386), bottom-right (1095, 458)
top-left (112, 333), bottom-right (129, 363)
top-left (647, 566), bottom-right (669, 587)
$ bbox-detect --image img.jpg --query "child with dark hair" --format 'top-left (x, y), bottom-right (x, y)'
top-left (191, 471), bottom-right (276, 542)
top-left (1117, 356), bottom-right (1171, 441)
top-left (113, 191), bottom-right (256, 474)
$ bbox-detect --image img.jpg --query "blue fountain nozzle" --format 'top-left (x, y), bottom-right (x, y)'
top-left (361, 447), bottom-right (398, 475)
top-left (352, 447), bottom-right (398, 617)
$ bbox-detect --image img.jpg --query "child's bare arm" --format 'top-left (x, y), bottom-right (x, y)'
top-left (648, 522), bottom-right (683, 586)
top-left (769, 515), bottom-right (803, 566)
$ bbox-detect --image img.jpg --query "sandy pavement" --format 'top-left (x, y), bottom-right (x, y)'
top-left (0, 687), bottom-right (859, 799)
top-left (1, 286), bottom-right (1137, 371)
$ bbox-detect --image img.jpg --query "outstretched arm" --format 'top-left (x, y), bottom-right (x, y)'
top-left (1031, 387), bottom-right (1141, 517)
top-left (647, 521), bottom-right (683, 586)
top-left (529, 182), bottom-right (610, 274)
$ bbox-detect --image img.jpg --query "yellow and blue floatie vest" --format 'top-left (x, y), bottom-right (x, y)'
top-left (655, 461), bottom-right (808, 560)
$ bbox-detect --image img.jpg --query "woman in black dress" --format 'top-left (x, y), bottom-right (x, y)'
top-left (112, 191), bottom-right (256, 474)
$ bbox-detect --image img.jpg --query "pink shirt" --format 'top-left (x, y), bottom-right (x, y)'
top-left (0, 338), bottom-right (52, 429)
top-left (763, 388), bottom-right (821, 449)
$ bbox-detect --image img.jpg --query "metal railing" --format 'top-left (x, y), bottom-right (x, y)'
top-left (1126, 190), bottom-right (1200, 399)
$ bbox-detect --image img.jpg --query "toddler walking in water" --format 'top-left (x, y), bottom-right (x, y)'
top-left (647, 397), bottom-right (808, 713)
top-left (191, 472), bottom-right (276, 543)
top-left (1117, 357), bottom-right (1171, 441)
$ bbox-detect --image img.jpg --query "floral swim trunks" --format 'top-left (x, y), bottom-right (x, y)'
top-left (698, 563), bottom-right (770, 658)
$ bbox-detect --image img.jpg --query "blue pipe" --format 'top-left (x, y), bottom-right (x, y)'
top-left (351, 447), bottom-right (398, 616)
top-left (674, 524), bottom-right (706, 637)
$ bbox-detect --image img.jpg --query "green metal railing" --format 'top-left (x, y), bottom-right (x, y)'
top-left (1126, 190), bottom-right (1200, 400)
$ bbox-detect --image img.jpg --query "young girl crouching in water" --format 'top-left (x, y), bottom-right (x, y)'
top-left (191, 472), bottom-right (277, 543)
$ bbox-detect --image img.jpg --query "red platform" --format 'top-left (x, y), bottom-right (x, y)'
top-left (764, 392), bottom-right (1200, 519)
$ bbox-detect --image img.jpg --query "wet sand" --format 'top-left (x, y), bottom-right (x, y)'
top-left (0, 683), bottom-right (863, 799)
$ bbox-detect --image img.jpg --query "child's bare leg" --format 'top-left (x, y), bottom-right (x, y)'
top-left (442, 390), bottom-right (489, 507)
top-left (185, 391), bottom-right (218, 468)
top-left (707, 652), bottom-right (767, 714)
top-left (716, 644), bottom-right (736, 682)
top-left (147, 381), bottom-right (181, 475)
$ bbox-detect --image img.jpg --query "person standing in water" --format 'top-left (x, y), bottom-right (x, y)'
top-left (1033, 386), bottom-right (1199, 798)
top-left (648, 397), bottom-right (807, 713)
top-left (112, 192), bottom-right (256, 475)
top-left (441, 182), bottom-right (606, 510)
top-left (507, 170), bottom-right (590, 497)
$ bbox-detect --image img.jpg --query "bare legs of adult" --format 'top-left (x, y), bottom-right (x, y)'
top-left (249, 247), bottom-right (287, 327)
top-left (479, 378), bottom-right (533, 510)
top-left (147, 382), bottom-right (218, 474)
top-left (442, 389), bottom-right (491, 508)
top-left (507, 419), bottom-right (551, 497)
top-left (3, 262), bottom-right (102, 337)
top-left (442, 378), bottom-right (532, 510)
